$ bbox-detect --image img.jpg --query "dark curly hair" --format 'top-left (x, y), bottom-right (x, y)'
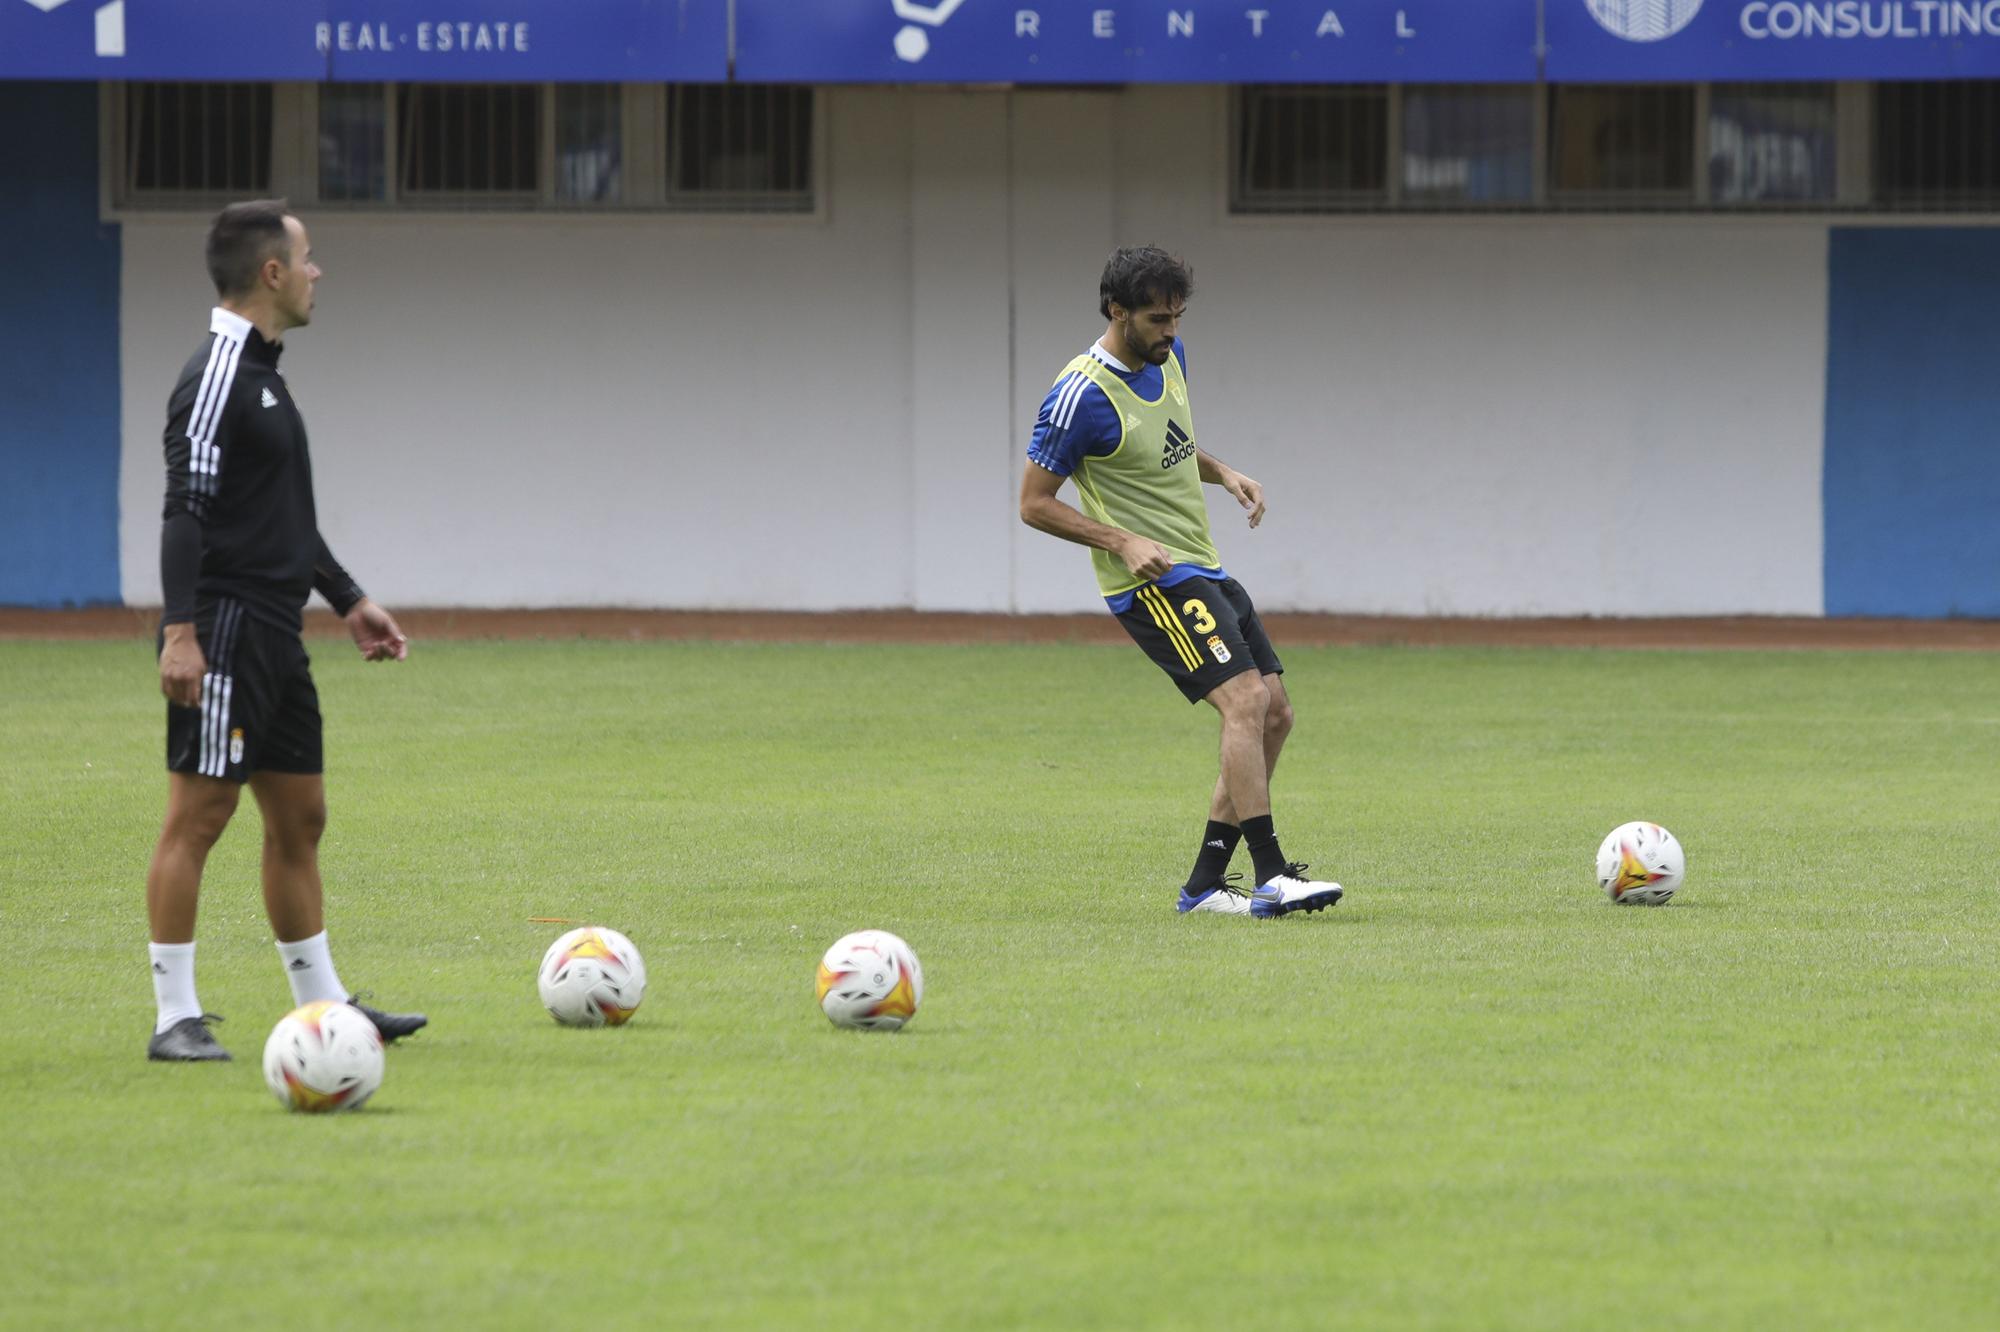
top-left (1099, 246), bottom-right (1194, 319)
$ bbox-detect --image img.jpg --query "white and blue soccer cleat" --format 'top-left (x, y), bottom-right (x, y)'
top-left (1176, 876), bottom-right (1253, 915)
top-left (1250, 864), bottom-right (1344, 918)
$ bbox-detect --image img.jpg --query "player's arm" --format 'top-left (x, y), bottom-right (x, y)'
top-left (1019, 464), bottom-right (1172, 580)
top-left (158, 371), bottom-right (210, 705)
top-left (1196, 448), bottom-right (1266, 530)
top-left (1019, 375), bottom-right (1171, 579)
top-left (315, 534), bottom-right (407, 662)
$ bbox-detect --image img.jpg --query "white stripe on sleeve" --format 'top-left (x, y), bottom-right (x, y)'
top-left (1053, 373), bottom-right (1094, 430)
top-left (187, 337), bottom-right (244, 498)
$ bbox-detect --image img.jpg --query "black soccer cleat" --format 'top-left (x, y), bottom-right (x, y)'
top-left (147, 1014), bottom-right (232, 1062)
top-left (347, 996), bottom-right (428, 1043)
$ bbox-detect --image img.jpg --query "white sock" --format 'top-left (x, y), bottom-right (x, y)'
top-left (275, 930), bottom-right (347, 1006)
top-left (150, 941), bottom-right (201, 1034)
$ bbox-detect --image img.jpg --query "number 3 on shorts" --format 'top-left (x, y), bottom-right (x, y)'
top-left (1182, 599), bottom-right (1216, 634)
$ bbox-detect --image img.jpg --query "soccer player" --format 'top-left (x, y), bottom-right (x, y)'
top-left (1019, 247), bottom-right (1343, 918)
top-left (145, 200), bottom-right (427, 1060)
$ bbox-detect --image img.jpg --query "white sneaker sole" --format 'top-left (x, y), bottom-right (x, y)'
top-left (1250, 885), bottom-right (1344, 918)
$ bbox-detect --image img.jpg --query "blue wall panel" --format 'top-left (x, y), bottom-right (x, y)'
top-left (0, 82), bottom-right (122, 607)
top-left (1825, 228), bottom-right (2000, 618)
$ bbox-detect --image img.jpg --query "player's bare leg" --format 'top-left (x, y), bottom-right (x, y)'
top-left (1177, 674), bottom-right (1273, 914)
top-left (250, 771), bottom-right (428, 1040)
top-left (250, 771), bottom-right (328, 944)
top-left (1209, 670), bottom-right (1274, 823)
top-left (1204, 672), bottom-right (1339, 918)
top-left (148, 773), bottom-right (239, 943)
top-left (145, 773), bottom-right (240, 1058)
top-left (1181, 674), bottom-right (1294, 911)
top-left (1209, 672), bottom-right (1293, 824)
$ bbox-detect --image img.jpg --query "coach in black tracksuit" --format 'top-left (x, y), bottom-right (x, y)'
top-left (144, 200), bottom-right (425, 1062)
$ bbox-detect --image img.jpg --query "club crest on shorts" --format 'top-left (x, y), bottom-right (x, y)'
top-left (1207, 636), bottom-right (1231, 664)
top-left (229, 728), bottom-right (245, 765)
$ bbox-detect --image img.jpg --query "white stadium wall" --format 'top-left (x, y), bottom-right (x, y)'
top-left (117, 87), bottom-right (1828, 617)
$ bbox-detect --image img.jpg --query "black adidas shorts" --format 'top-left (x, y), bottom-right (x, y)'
top-left (1115, 576), bottom-right (1283, 704)
top-left (163, 600), bottom-right (323, 782)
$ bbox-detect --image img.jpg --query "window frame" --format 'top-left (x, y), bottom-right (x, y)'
top-left (1222, 80), bottom-right (2000, 221)
top-left (1871, 79), bottom-right (2000, 212)
top-left (105, 80), bottom-right (288, 213)
top-left (1229, 83), bottom-right (1393, 215)
top-left (1703, 80), bottom-right (1844, 211)
top-left (102, 81), bottom-right (826, 221)
top-left (1396, 83), bottom-right (1540, 212)
top-left (392, 83), bottom-right (547, 208)
top-left (661, 83), bottom-right (818, 214)
top-left (94, 79), bottom-right (2000, 222)
top-left (1546, 83), bottom-right (1700, 212)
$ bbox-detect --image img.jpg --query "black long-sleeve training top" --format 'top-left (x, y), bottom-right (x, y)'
top-left (160, 306), bottom-right (365, 631)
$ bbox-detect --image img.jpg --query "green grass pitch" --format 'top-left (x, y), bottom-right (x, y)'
top-left (1, 636), bottom-right (1995, 1329)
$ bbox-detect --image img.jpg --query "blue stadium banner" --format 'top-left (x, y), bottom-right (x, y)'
top-left (1, 0), bottom-right (324, 80)
top-left (11, 0), bottom-right (2000, 83)
top-left (733, 1), bottom-right (1541, 84)
top-left (323, 0), bottom-right (727, 81)
top-left (0, 0), bottom-right (729, 82)
top-left (1546, 0), bottom-right (2000, 81)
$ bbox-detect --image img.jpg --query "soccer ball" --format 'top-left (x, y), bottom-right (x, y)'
top-left (1596, 821), bottom-right (1686, 905)
top-left (262, 1000), bottom-right (384, 1113)
top-left (816, 930), bottom-right (923, 1031)
top-left (538, 926), bottom-right (647, 1027)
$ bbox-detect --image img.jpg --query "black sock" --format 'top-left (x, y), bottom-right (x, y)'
top-left (1241, 814), bottom-right (1289, 886)
top-left (1183, 820), bottom-right (1241, 891)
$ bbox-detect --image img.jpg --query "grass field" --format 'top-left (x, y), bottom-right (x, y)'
top-left (1, 635), bottom-right (1995, 1330)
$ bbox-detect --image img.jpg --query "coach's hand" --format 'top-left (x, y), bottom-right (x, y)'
top-left (1221, 468), bottom-right (1266, 529)
top-left (159, 623), bottom-right (207, 707)
top-left (1117, 534), bottom-right (1175, 581)
top-left (347, 598), bottom-right (409, 662)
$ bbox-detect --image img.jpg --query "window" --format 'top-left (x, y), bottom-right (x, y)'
top-left (1549, 85), bottom-right (1695, 205)
top-left (123, 83), bottom-right (271, 201)
top-left (398, 84), bottom-right (540, 201)
top-left (1230, 84), bottom-right (1724, 216)
top-left (227, 82), bottom-right (816, 213)
top-left (1709, 83), bottom-right (1838, 206)
top-left (666, 84), bottom-right (814, 212)
top-left (1875, 81), bottom-right (2000, 211)
top-left (556, 86), bottom-right (623, 205)
top-left (1233, 85), bottom-right (1389, 213)
top-left (1225, 82), bottom-right (2000, 215)
top-left (1402, 86), bottom-right (1535, 208)
top-left (318, 84), bottom-right (387, 203)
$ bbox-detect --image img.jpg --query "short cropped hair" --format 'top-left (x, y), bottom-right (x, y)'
top-left (1099, 246), bottom-right (1194, 319)
top-left (205, 199), bottom-right (294, 297)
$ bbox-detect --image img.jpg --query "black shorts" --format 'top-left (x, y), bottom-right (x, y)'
top-left (164, 599), bottom-right (323, 782)
top-left (1115, 576), bottom-right (1283, 704)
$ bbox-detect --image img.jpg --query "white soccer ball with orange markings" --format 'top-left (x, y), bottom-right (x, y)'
top-left (816, 930), bottom-right (923, 1031)
top-left (262, 1000), bottom-right (384, 1113)
top-left (1596, 821), bottom-right (1686, 906)
top-left (538, 926), bottom-right (647, 1027)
